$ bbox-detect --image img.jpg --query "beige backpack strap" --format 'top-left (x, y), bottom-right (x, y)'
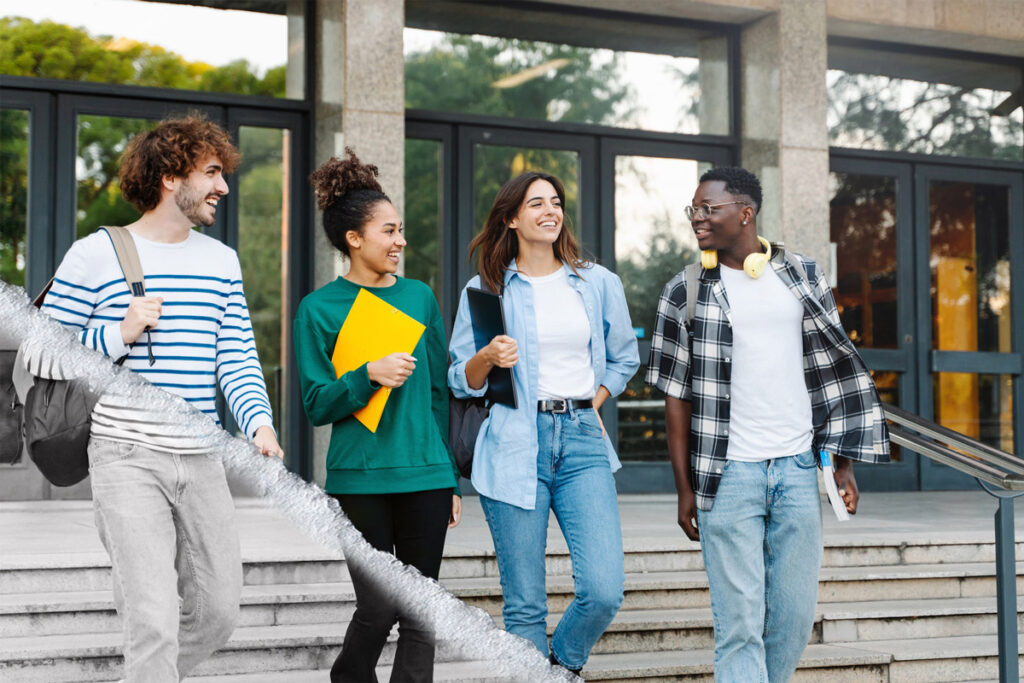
top-left (100, 226), bottom-right (145, 296)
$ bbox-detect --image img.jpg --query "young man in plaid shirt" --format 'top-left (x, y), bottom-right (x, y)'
top-left (646, 167), bottom-right (889, 682)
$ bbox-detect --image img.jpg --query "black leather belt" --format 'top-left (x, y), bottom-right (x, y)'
top-left (537, 399), bottom-right (594, 413)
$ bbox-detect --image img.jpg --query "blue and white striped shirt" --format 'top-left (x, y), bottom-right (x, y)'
top-left (40, 228), bottom-right (274, 454)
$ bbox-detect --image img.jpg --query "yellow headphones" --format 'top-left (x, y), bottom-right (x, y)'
top-left (700, 236), bottom-right (772, 279)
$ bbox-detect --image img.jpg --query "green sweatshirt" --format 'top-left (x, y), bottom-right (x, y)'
top-left (294, 276), bottom-right (459, 495)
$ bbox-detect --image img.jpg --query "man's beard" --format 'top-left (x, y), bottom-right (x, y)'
top-left (175, 180), bottom-right (215, 227)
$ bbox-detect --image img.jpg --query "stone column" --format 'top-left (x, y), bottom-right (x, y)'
top-left (740, 0), bottom-right (831, 270)
top-left (311, 0), bottom-right (405, 485)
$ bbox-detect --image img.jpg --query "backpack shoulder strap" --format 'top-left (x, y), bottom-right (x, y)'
top-left (684, 263), bottom-right (700, 326)
top-left (101, 226), bottom-right (145, 296)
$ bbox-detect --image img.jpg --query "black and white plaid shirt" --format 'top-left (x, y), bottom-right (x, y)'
top-left (646, 248), bottom-right (890, 511)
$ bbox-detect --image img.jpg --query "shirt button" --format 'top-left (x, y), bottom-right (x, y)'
top-left (723, 429), bottom-right (729, 436)
top-left (724, 356), bottom-right (730, 362)
top-left (725, 393), bottom-right (730, 399)
top-left (715, 467), bottom-right (723, 474)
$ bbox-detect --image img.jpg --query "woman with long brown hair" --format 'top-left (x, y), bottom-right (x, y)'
top-left (448, 171), bottom-right (640, 675)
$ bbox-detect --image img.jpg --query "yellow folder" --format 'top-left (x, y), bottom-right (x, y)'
top-left (331, 288), bottom-right (426, 433)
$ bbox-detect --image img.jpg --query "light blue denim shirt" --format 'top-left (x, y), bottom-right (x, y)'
top-left (448, 261), bottom-right (640, 510)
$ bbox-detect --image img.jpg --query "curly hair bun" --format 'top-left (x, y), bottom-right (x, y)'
top-left (309, 148), bottom-right (384, 212)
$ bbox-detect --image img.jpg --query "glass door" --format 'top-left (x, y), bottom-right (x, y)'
top-left (0, 90), bottom-right (51, 501)
top-left (829, 158), bottom-right (918, 490)
top-left (600, 138), bottom-right (730, 492)
top-left (915, 166), bottom-right (1024, 489)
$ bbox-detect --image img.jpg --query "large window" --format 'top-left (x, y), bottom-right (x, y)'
top-left (405, 25), bottom-right (731, 136)
top-left (828, 42), bottom-right (1023, 160)
top-left (2, 0), bottom-right (304, 99)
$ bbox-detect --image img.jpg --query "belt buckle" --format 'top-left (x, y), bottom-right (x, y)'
top-left (551, 399), bottom-right (568, 414)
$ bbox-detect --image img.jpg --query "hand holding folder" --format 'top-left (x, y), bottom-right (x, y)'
top-left (466, 287), bottom-right (518, 408)
top-left (331, 289), bottom-right (426, 432)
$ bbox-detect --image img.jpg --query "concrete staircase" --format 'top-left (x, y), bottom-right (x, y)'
top-left (1, 496), bottom-right (1022, 682)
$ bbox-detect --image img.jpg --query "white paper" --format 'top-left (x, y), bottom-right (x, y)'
top-left (820, 451), bottom-right (850, 522)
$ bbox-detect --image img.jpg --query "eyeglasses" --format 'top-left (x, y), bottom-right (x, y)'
top-left (685, 201), bottom-right (749, 222)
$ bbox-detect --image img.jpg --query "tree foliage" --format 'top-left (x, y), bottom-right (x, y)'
top-left (828, 72), bottom-right (1023, 161)
top-left (1, 17), bottom-right (287, 284)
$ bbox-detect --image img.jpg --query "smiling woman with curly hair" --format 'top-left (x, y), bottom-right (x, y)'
top-left (294, 148), bottom-right (461, 683)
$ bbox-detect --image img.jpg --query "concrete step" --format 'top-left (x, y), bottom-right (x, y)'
top-left (832, 635), bottom-right (1024, 683)
top-left (817, 561), bottom-right (1024, 602)
top-left (0, 555), bottom-right (349, 594)
top-left (4, 562), bottom-right (1022, 640)
top-left (0, 582), bottom-right (358, 637)
top-left (5, 537), bottom-right (1021, 595)
top-left (820, 595), bottom-right (1024, 642)
top-left (7, 592), bottom-right (1022, 680)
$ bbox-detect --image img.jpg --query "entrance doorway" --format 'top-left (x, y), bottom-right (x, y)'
top-left (830, 155), bottom-right (1024, 490)
top-left (406, 113), bottom-right (733, 492)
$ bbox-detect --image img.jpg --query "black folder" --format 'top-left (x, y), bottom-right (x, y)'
top-left (466, 287), bottom-right (518, 408)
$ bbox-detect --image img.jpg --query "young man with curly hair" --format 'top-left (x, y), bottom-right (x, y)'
top-left (646, 167), bottom-right (889, 682)
top-left (39, 114), bottom-right (284, 682)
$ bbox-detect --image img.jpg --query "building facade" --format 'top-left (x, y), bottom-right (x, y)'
top-left (1, 0), bottom-right (1022, 499)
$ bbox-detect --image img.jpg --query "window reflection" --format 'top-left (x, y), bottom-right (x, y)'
top-left (934, 373), bottom-right (1013, 452)
top-left (618, 367), bottom-right (666, 463)
top-left (0, 108), bottom-right (29, 288)
top-left (614, 156), bottom-right (704, 342)
top-left (405, 29), bottom-right (729, 135)
top-left (869, 370), bottom-right (902, 462)
top-left (827, 44), bottom-right (1023, 160)
top-left (2, 1), bottom-right (302, 99)
top-left (76, 115), bottom-right (155, 239)
top-left (236, 126), bottom-right (290, 446)
top-left (828, 172), bottom-right (898, 348)
top-left (404, 138), bottom-right (444, 308)
top-left (613, 155), bottom-right (707, 463)
top-left (929, 182), bottom-right (1011, 354)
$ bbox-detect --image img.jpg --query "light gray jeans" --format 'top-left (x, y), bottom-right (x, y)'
top-left (88, 438), bottom-right (242, 682)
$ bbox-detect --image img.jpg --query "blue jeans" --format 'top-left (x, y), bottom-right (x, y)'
top-left (696, 451), bottom-right (823, 683)
top-left (480, 409), bottom-right (624, 670)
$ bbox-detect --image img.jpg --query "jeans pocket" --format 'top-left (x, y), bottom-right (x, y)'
top-left (792, 449), bottom-right (818, 470)
top-left (89, 440), bottom-right (136, 469)
top-left (577, 409), bottom-right (605, 437)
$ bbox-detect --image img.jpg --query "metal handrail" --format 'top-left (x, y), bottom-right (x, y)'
top-left (881, 403), bottom-right (1021, 683)
top-left (887, 426), bottom-right (1024, 491)
top-left (883, 403), bottom-right (1024, 475)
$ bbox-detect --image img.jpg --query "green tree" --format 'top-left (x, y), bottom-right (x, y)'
top-left (828, 71), bottom-right (1023, 161)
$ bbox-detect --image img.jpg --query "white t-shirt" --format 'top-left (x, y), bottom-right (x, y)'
top-left (719, 264), bottom-right (813, 461)
top-left (521, 268), bottom-right (595, 400)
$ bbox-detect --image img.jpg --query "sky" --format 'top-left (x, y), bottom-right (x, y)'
top-left (6, 0), bottom-right (288, 73)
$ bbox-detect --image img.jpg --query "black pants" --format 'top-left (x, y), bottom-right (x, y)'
top-left (330, 488), bottom-right (453, 683)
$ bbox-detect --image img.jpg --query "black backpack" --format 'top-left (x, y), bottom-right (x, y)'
top-left (3, 226), bottom-right (146, 486)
